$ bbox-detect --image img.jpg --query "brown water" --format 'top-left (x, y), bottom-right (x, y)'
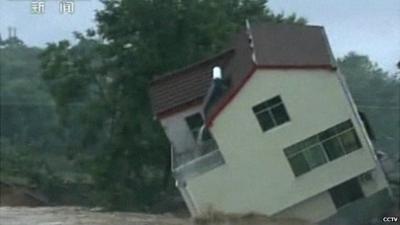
top-left (0, 207), bottom-right (317, 225)
top-left (0, 207), bottom-right (188, 225)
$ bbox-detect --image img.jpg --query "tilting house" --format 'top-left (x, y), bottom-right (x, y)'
top-left (149, 22), bottom-right (392, 224)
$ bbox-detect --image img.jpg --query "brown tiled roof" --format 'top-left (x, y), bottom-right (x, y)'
top-left (203, 30), bottom-right (255, 120)
top-left (149, 23), bottom-right (336, 120)
top-left (149, 49), bottom-right (234, 117)
top-left (251, 23), bottom-right (335, 67)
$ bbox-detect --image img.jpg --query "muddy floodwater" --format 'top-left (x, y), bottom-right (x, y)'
top-left (0, 207), bottom-right (189, 225)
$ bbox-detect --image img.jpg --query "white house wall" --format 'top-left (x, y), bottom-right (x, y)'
top-left (276, 166), bottom-right (389, 223)
top-left (360, 167), bottom-right (389, 197)
top-left (276, 191), bottom-right (336, 222)
top-left (185, 69), bottom-right (388, 219)
top-left (160, 105), bottom-right (202, 154)
top-left (159, 105), bottom-right (204, 215)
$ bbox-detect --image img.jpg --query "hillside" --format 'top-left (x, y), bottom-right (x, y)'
top-left (0, 38), bottom-right (399, 210)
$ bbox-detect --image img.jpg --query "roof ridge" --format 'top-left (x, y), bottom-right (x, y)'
top-left (150, 48), bottom-right (235, 84)
top-left (150, 22), bottom-right (336, 119)
top-left (250, 21), bottom-right (324, 29)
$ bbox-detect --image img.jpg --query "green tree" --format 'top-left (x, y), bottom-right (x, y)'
top-left (0, 39), bottom-right (58, 148)
top-left (339, 52), bottom-right (400, 157)
top-left (41, 0), bottom-right (307, 210)
top-left (0, 37), bottom-right (70, 203)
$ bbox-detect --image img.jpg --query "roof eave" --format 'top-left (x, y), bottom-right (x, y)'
top-left (150, 48), bottom-right (235, 85)
top-left (155, 96), bottom-right (204, 120)
top-left (256, 64), bottom-right (337, 70)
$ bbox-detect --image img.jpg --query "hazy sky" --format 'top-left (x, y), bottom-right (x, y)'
top-left (1, 0), bottom-right (399, 72)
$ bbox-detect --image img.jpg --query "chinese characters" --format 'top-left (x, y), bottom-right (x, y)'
top-left (31, 1), bottom-right (45, 14)
top-left (59, 0), bottom-right (75, 14)
top-left (31, 0), bottom-right (75, 15)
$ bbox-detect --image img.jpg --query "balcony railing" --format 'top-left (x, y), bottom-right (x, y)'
top-left (172, 139), bottom-right (217, 168)
top-left (171, 139), bottom-right (225, 182)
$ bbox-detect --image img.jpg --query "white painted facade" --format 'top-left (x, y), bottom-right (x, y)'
top-left (174, 69), bottom-right (390, 222)
top-left (159, 105), bottom-right (204, 215)
top-left (276, 167), bottom-right (389, 222)
top-left (160, 105), bottom-right (202, 155)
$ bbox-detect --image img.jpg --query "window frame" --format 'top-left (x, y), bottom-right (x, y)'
top-left (252, 95), bottom-right (290, 132)
top-left (185, 113), bottom-right (214, 142)
top-left (284, 120), bottom-right (363, 177)
top-left (185, 113), bottom-right (204, 140)
top-left (328, 177), bottom-right (365, 209)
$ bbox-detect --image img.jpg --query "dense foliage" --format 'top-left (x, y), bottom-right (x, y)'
top-left (0, 38), bottom-right (68, 202)
top-left (38, 0), bottom-right (306, 210)
top-left (339, 53), bottom-right (400, 157)
top-left (1, 0), bottom-right (398, 211)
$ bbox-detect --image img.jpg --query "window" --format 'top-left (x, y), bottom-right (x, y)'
top-left (252, 96), bottom-right (290, 132)
top-left (185, 113), bottom-right (212, 141)
top-left (304, 145), bottom-right (327, 168)
top-left (284, 120), bottom-right (362, 176)
top-left (340, 130), bottom-right (361, 153)
top-left (287, 153), bottom-right (310, 176)
top-left (185, 113), bottom-right (204, 140)
top-left (329, 178), bottom-right (364, 209)
top-left (285, 144), bottom-right (328, 176)
top-left (323, 138), bottom-right (345, 160)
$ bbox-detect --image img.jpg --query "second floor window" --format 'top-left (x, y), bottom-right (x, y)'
top-left (185, 113), bottom-right (212, 141)
top-left (284, 120), bottom-right (362, 177)
top-left (186, 113), bottom-right (203, 140)
top-left (252, 95), bottom-right (290, 132)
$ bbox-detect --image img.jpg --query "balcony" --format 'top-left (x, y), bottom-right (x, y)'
top-left (172, 139), bottom-right (225, 182)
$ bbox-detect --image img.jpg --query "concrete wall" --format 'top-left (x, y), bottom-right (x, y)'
top-left (159, 105), bottom-right (203, 215)
top-left (360, 167), bottom-right (389, 197)
top-left (276, 167), bottom-right (390, 223)
top-left (160, 105), bottom-right (202, 155)
top-left (319, 188), bottom-right (393, 225)
top-left (184, 69), bottom-right (388, 220)
top-left (276, 191), bottom-right (336, 222)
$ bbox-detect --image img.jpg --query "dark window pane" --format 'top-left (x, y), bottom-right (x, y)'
top-left (271, 104), bottom-right (290, 125)
top-left (256, 111), bottom-right (275, 132)
top-left (319, 128), bottom-right (337, 141)
top-left (340, 130), bottom-right (361, 153)
top-left (186, 113), bottom-right (203, 129)
top-left (319, 120), bottom-right (354, 141)
top-left (323, 137), bottom-right (345, 161)
top-left (284, 135), bottom-right (319, 157)
top-left (304, 145), bottom-right (327, 168)
top-left (252, 101), bottom-right (269, 113)
top-left (253, 95), bottom-right (290, 132)
top-left (201, 128), bottom-right (213, 141)
top-left (252, 96), bottom-right (282, 113)
top-left (336, 120), bottom-right (353, 133)
top-left (266, 96), bottom-right (282, 107)
top-left (284, 145), bottom-right (301, 157)
top-left (329, 178), bottom-right (364, 208)
top-left (300, 135), bottom-right (319, 149)
top-left (185, 113), bottom-right (204, 139)
top-left (288, 154), bottom-right (310, 176)
top-left (192, 129), bottom-right (200, 141)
